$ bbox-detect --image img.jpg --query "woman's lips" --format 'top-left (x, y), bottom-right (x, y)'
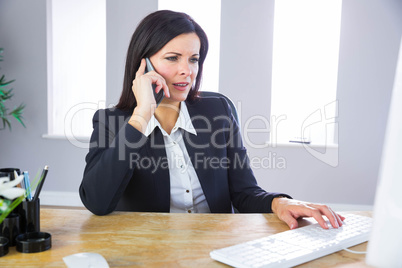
top-left (172, 82), bottom-right (189, 91)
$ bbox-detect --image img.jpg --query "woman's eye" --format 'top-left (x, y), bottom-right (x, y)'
top-left (166, 56), bottom-right (178, 61)
top-left (190, 58), bottom-right (199, 63)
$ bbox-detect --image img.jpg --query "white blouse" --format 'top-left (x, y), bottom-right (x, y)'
top-left (144, 102), bottom-right (211, 213)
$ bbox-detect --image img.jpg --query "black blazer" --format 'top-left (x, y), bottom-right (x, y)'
top-left (79, 96), bottom-right (290, 215)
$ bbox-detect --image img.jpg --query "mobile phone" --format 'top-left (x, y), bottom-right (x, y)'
top-left (145, 58), bottom-right (165, 106)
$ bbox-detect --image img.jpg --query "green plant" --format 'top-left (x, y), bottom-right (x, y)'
top-left (0, 48), bottom-right (25, 130)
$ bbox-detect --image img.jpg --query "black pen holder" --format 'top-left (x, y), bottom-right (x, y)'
top-left (16, 232), bottom-right (51, 253)
top-left (0, 213), bottom-right (20, 247)
top-left (0, 237), bottom-right (9, 257)
top-left (19, 198), bottom-right (40, 234)
top-left (15, 198), bottom-right (52, 253)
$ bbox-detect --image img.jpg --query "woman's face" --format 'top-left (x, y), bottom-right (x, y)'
top-left (150, 33), bottom-right (200, 105)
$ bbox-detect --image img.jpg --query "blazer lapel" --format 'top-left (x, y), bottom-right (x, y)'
top-left (184, 102), bottom-right (218, 212)
top-left (147, 128), bottom-right (170, 212)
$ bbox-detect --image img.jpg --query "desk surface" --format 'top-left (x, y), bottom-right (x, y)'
top-left (0, 209), bottom-right (371, 267)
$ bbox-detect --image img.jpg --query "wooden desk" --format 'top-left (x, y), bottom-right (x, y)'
top-left (0, 209), bottom-right (371, 267)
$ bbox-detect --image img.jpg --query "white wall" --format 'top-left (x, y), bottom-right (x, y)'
top-left (219, 0), bottom-right (401, 207)
top-left (0, 0), bottom-right (401, 208)
top-left (106, 0), bottom-right (157, 106)
top-left (0, 1), bottom-right (82, 196)
top-left (0, 0), bottom-right (156, 206)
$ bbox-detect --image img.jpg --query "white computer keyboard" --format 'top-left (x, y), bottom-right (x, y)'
top-left (210, 214), bottom-right (372, 268)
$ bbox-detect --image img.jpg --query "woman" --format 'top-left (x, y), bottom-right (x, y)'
top-left (79, 10), bottom-right (344, 230)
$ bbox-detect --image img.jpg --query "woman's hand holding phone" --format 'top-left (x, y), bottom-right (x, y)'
top-left (128, 58), bottom-right (170, 133)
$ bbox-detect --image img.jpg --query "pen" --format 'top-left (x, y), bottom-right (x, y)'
top-left (33, 165), bottom-right (49, 201)
top-left (23, 171), bottom-right (32, 201)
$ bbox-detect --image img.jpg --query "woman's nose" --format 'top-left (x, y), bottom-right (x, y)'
top-left (179, 61), bottom-right (192, 76)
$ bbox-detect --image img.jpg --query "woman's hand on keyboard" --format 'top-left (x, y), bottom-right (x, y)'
top-left (271, 198), bottom-right (345, 230)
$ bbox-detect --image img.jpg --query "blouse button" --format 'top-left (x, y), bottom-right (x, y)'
top-left (186, 190), bottom-right (190, 193)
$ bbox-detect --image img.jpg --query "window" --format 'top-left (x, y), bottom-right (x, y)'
top-left (270, 0), bottom-right (342, 145)
top-left (46, 0), bottom-right (106, 139)
top-left (158, 0), bottom-right (221, 92)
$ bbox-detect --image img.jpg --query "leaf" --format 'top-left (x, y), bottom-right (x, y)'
top-left (0, 101), bottom-right (5, 114)
top-left (10, 103), bottom-right (25, 128)
top-left (0, 88), bottom-right (14, 100)
top-left (11, 103), bottom-right (25, 114)
top-left (0, 78), bottom-right (15, 88)
top-left (1, 117), bottom-right (11, 131)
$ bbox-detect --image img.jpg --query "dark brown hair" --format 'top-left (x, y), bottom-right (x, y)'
top-left (116, 10), bottom-right (209, 111)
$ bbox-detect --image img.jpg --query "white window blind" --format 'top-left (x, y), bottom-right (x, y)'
top-left (47, 0), bottom-right (106, 138)
top-left (270, 0), bottom-right (342, 145)
top-left (158, 0), bottom-right (221, 92)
